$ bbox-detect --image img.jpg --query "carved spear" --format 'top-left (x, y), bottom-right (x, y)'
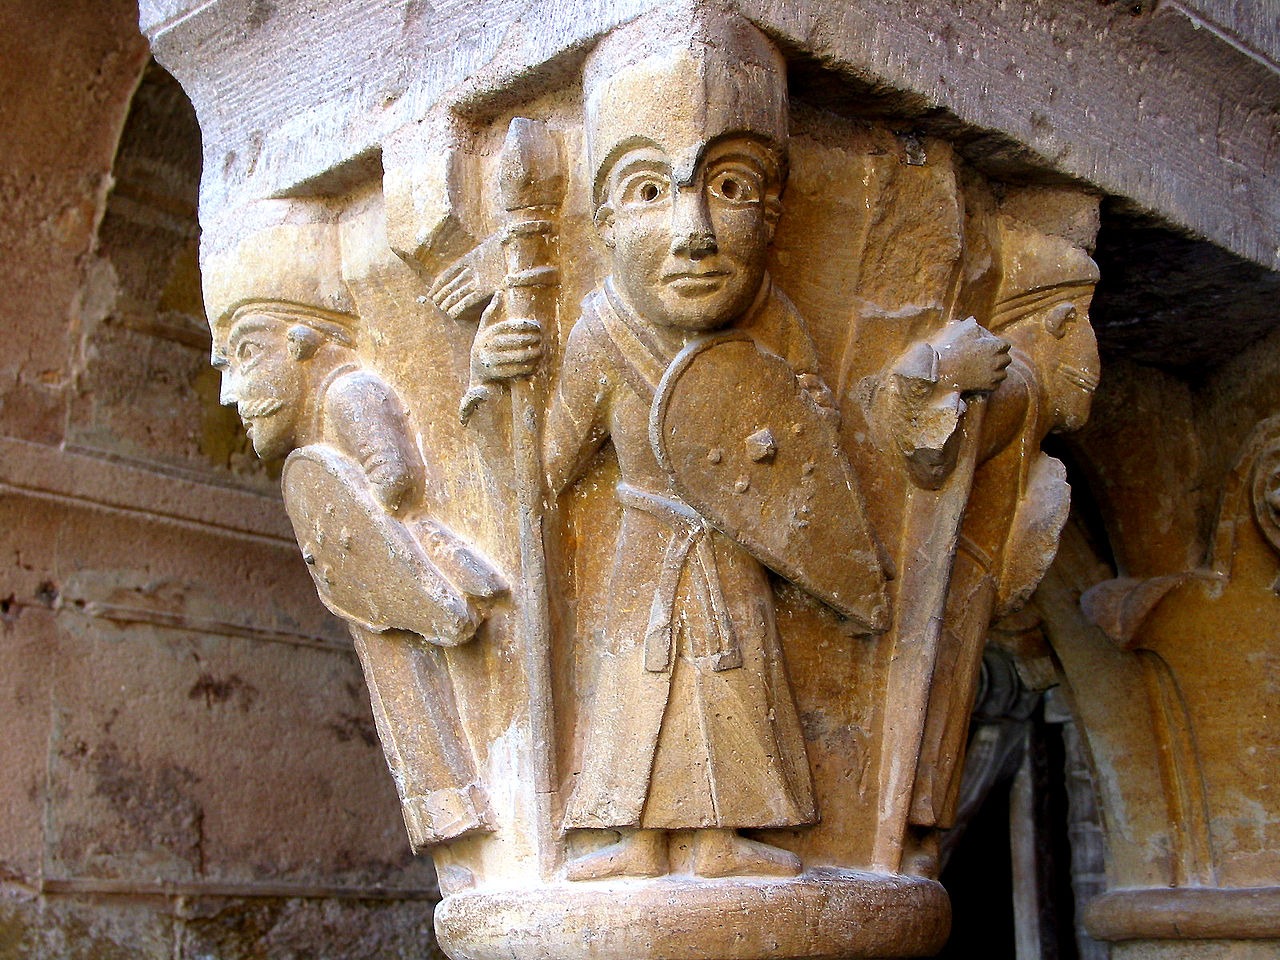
top-left (492, 117), bottom-right (565, 879)
top-left (872, 389), bottom-right (987, 873)
top-left (872, 276), bottom-right (1002, 872)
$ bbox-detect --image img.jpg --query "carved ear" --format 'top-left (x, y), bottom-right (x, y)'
top-left (763, 196), bottom-right (783, 240)
top-left (1043, 302), bottom-right (1076, 339)
top-left (286, 324), bottom-right (323, 361)
top-left (594, 204), bottom-right (616, 248)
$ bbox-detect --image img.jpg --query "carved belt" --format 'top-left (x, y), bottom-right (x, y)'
top-left (615, 483), bottom-right (743, 674)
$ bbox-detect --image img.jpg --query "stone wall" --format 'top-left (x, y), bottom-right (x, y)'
top-left (0, 2), bottom-right (440, 955)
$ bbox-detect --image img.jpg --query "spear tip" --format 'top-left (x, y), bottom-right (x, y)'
top-left (498, 117), bottom-right (566, 211)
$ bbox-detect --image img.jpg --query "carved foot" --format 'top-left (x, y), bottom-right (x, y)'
top-left (566, 829), bottom-right (669, 881)
top-left (690, 829), bottom-right (801, 878)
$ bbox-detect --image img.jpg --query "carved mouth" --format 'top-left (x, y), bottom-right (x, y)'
top-left (664, 270), bottom-right (728, 294)
top-left (239, 397), bottom-right (285, 419)
top-left (1060, 365), bottom-right (1100, 392)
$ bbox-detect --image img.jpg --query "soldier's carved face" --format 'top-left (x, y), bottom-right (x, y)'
top-left (1007, 293), bottom-right (1100, 433)
top-left (1046, 295), bottom-right (1100, 433)
top-left (596, 138), bottom-right (780, 331)
top-left (216, 315), bottom-right (305, 460)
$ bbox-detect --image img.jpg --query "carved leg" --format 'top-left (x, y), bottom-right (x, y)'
top-left (351, 627), bottom-right (490, 851)
top-left (565, 829), bottom-right (670, 881)
top-left (690, 829), bottom-right (802, 878)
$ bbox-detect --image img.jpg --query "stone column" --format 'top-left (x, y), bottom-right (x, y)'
top-left (1040, 355), bottom-right (1280, 960)
top-left (138, 0), bottom-right (1280, 958)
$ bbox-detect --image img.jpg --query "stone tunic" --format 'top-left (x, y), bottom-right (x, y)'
top-left (548, 278), bottom-right (822, 831)
top-left (292, 363), bottom-right (490, 846)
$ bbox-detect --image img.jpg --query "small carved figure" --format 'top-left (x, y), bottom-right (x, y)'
top-left (475, 18), bottom-right (841, 881)
top-left (560, 20), bottom-right (827, 881)
top-left (206, 218), bottom-right (502, 850)
top-left (907, 215), bottom-right (1101, 840)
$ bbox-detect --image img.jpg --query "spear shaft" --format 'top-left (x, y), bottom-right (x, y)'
top-left (496, 118), bottom-right (564, 879)
top-left (872, 242), bottom-right (991, 873)
top-left (872, 392), bottom-right (987, 873)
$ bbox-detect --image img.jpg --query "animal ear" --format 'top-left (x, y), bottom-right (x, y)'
top-left (286, 324), bottom-right (323, 360)
top-left (595, 203), bottom-right (617, 248)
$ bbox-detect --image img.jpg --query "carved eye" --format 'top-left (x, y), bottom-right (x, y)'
top-left (620, 173), bottom-right (669, 206)
top-left (708, 168), bottom-right (761, 205)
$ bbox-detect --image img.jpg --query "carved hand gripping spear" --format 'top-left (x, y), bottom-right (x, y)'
top-left (872, 291), bottom-right (1003, 873)
top-left (466, 118), bottom-right (566, 878)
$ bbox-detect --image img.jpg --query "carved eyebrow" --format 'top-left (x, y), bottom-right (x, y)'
top-left (702, 149), bottom-right (769, 175)
top-left (226, 315), bottom-right (282, 343)
top-left (700, 139), bottom-right (780, 185)
top-left (606, 141), bottom-right (670, 172)
top-left (610, 155), bottom-right (671, 183)
top-left (705, 161), bottom-right (768, 187)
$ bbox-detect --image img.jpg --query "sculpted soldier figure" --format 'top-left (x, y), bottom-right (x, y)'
top-left (205, 215), bottom-right (502, 852)
top-left (472, 16), bottom-right (1011, 881)
top-left (551, 18), bottom-right (831, 881)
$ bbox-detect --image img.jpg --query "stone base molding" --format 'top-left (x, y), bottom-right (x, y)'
top-left (435, 871), bottom-right (950, 960)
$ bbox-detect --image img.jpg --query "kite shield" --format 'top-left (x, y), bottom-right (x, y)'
top-left (282, 444), bottom-right (481, 645)
top-left (651, 333), bottom-right (890, 633)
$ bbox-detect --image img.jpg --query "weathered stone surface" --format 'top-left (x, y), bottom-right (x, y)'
top-left (0, 0), bottom-right (149, 445)
top-left (1091, 217), bottom-right (1280, 373)
top-left (4, 0), bottom-right (1278, 957)
top-left (0, 896), bottom-right (175, 960)
top-left (1, 495), bottom-right (435, 886)
top-left (174, 896), bottom-right (444, 960)
top-left (434, 872), bottom-right (951, 960)
top-left (1, 1), bottom-right (445, 954)
top-left (144, 0), bottom-right (1278, 274)
top-left (0, 894), bottom-right (445, 960)
top-left (0, 608), bottom-right (59, 886)
top-left (1033, 262), bottom-right (1280, 956)
top-left (65, 60), bottom-right (274, 488)
top-left (169, 5), bottom-right (1128, 956)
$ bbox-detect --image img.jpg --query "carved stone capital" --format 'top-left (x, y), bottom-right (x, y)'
top-left (162, 4), bottom-right (1112, 957)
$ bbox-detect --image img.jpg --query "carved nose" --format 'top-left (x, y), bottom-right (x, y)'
top-left (672, 230), bottom-right (718, 258)
top-left (219, 372), bottom-right (237, 407)
top-left (670, 189), bottom-right (716, 258)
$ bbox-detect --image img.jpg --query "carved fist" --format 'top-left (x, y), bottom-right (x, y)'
top-left (930, 316), bottom-right (1011, 395)
top-left (367, 463), bottom-right (412, 514)
top-left (471, 308), bottom-right (544, 383)
top-left (429, 236), bottom-right (505, 323)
